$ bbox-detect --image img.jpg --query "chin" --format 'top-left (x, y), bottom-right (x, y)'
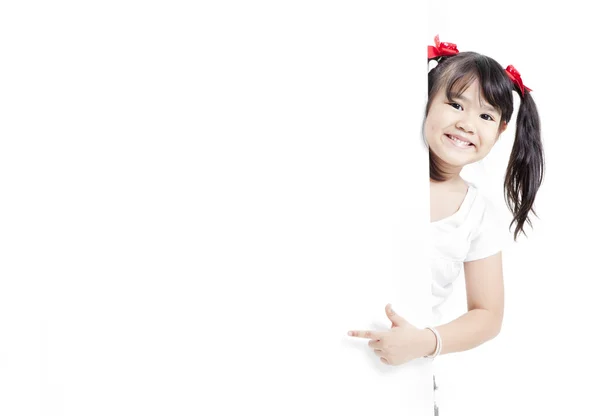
top-left (437, 148), bottom-right (477, 166)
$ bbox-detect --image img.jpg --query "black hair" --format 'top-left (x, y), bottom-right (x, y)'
top-left (425, 52), bottom-right (544, 241)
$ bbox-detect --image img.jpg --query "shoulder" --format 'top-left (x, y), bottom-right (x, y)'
top-left (463, 181), bottom-right (498, 221)
top-left (463, 182), bottom-right (509, 262)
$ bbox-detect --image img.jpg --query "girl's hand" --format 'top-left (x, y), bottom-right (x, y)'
top-left (347, 304), bottom-right (430, 366)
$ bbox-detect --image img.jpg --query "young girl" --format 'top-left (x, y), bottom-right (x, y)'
top-left (348, 35), bottom-right (544, 415)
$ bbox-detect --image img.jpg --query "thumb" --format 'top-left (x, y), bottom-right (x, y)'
top-left (385, 303), bottom-right (406, 327)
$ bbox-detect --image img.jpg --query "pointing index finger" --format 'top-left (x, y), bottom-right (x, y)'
top-left (347, 330), bottom-right (379, 339)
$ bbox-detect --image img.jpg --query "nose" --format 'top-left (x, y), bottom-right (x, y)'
top-left (456, 116), bottom-right (475, 134)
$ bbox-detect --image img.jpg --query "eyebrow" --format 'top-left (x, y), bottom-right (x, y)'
top-left (450, 93), bottom-right (499, 114)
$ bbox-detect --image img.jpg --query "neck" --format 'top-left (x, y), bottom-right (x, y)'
top-left (429, 149), bottom-right (463, 183)
top-left (430, 166), bottom-right (463, 184)
top-left (430, 175), bottom-right (463, 186)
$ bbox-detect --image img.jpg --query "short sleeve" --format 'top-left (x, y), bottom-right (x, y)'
top-left (464, 197), bottom-right (509, 262)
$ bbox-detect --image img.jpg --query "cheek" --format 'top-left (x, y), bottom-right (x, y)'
top-left (424, 117), bottom-right (440, 141)
top-left (424, 124), bottom-right (434, 145)
top-left (425, 107), bottom-right (448, 132)
top-left (480, 128), bottom-right (500, 147)
top-left (476, 135), bottom-right (498, 156)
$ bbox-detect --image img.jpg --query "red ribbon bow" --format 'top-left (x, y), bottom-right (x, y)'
top-left (428, 34), bottom-right (459, 59)
top-left (505, 65), bottom-right (532, 95)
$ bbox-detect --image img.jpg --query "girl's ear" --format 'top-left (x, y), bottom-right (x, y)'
top-left (499, 121), bottom-right (508, 134)
top-left (496, 121), bottom-right (508, 140)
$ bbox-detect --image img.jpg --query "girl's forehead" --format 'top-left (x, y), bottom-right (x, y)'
top-left (447, 76), bottom-right (481, 95)
top-left (446, 79), bottom-right (493, 104)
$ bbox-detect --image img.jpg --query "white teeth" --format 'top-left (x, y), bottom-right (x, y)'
top-left (448, 135), bottom-right (471, 147)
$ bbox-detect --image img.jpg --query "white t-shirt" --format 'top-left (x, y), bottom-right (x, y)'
top-left (430, 181), bottom-right (508, 325)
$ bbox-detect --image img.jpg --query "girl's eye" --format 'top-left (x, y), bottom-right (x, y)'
top-left (480, 114), bottom-right (494, 121)
top-left (448, 102), bottom-right (462, 110)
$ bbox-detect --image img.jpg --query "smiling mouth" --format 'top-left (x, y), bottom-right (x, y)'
top-left (445, 134), bottom-right (474, 148)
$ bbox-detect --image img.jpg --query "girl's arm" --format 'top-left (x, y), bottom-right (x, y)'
top-left (420, 251), bottom-right (505, 356)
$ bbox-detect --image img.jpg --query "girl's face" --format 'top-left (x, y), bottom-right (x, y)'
top-left (424, 78), bottom-right (507, 171)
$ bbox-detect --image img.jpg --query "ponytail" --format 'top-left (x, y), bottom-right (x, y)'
top-left (503, 88), bottom-right (545, 241)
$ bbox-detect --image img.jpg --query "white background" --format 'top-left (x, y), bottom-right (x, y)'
top-left (1, 2), bottom-right (432, 415)
top-left (429, 1), bottom-right (600, 415)
top-left (0, 1), bottom-right (597, 415)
